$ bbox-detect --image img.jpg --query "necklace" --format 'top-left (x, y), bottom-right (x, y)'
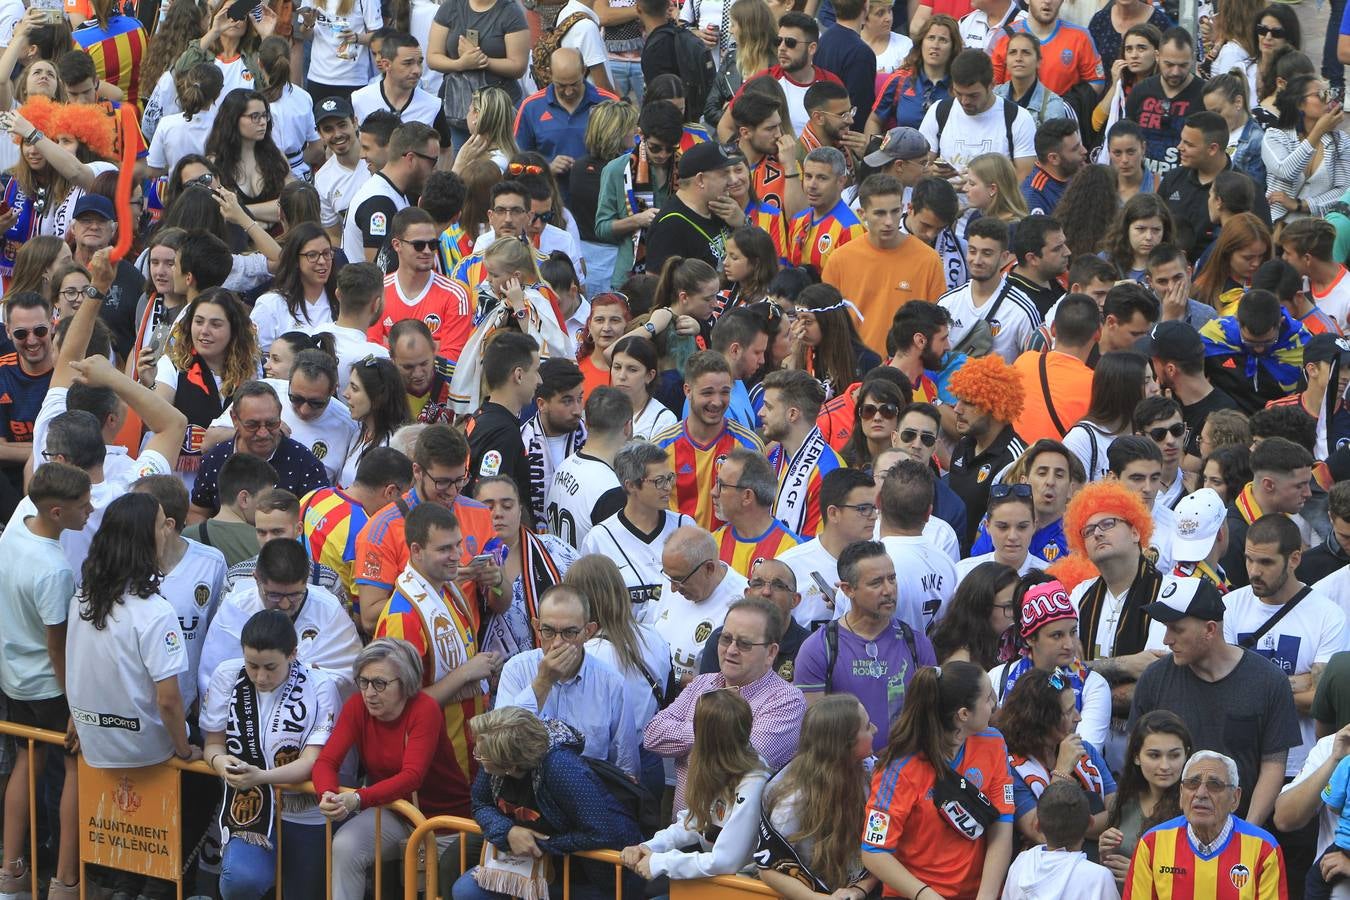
top-left (841, 615), bottom-right (878, 659)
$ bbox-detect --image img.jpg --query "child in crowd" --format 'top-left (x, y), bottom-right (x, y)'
top-left (1001, 780), bottom-right (1119, 900)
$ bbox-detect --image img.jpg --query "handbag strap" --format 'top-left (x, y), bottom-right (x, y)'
top-left (1239, 585), bottom-right (1313, 649)
top-left (1039, 351), bottom-right (1068, 437)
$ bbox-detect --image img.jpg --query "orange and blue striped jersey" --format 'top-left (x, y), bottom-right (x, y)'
top-left (73, 16), bottom-right (148, 108)
top-left (1124, 815), bottom-right (1286, 900)
top-left (748, 199), bottom-right (790, 266)
top-left (300, 486), bottom-right (368, 611)
top-left (1296, 304), bottom-right (1342, 336)
top-left (788, 198), bottom-right (864, 271)
top-left (437, 222), bottom-right (473, 277)
top-left (652, 419), bottom-right (765, 531)
top-left (712, 520), bottom-right (803, 578)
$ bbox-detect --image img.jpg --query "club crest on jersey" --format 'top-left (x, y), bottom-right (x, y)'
top-left (194, 583), bottom-right (211, 608)
top-left (312, 441), bottom-right (328, 460)
top-left (976, 464), bottom-right (991, 483)
top-left (425, 313), bottom-right (442, 333)
top-left (694, 621), bottom-right (713, 643)
top-left (817, 233), bottom-right (832, 255)
top-left (1060, 49), bottom-right (1073, 65)
top-left (301, 627), bottom-right (320, 643)
top-left (1229, 864), bottom-right (1251, 889)
top-left (989, 319), bottom-right (1002, 336)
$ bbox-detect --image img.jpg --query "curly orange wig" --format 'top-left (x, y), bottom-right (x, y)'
top-left (16, 96), bottom-right (118, 160)
top-left (948, 354), bottom-right (1025, 423)
top-left (1064, 480), bottom-right (1154, 558)
top-left (1046, 554), bottom-right (1099, 593)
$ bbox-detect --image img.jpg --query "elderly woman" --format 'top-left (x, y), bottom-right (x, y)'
top-left (1124, 751), bottom-right (1284, 896)
top-left (313, 638), bottom-right (471, 900)
top-left (201, 609), bottom-right (341, 900)
top-left (453, 707), bottom-right (642, 900)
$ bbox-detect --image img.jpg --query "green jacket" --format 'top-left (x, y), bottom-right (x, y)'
top-left (595, 148), bottom-right (673, 290)
top-left (172, 40), bottom-right (266, 87)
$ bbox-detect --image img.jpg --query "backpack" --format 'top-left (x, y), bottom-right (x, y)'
top-left (935, 96), bottom-right (1017, 160)
top-left (823, 618), bottom-right (919, 692)
top-left (669, 22), bottom-right (716, 126)
top-left (530, 11), bottom-right (591, 87)
top-left (583, 756), bottom-right (663, 838)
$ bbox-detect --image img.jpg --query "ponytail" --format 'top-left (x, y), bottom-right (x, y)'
top-left (259, 36), bottom-right (291, 97)
top-left (652, 255), bottom-right (718, 310)
top-left (177, 62), bottom-right (223, 119)
top-left (879, 660), bottom-right (987, 772)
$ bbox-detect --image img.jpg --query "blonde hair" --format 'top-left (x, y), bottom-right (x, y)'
top-left (684, 690), bottom-right (765, 831)
top-left (730, 0), bottom-right (776, 80)
top-left (471, 707), bottom-right (551, 772)
top-left (484, 237), bottom-right (542, 283)
top-left (471, 87), bottom-right (520, 161)
top-left (967, 153), bottom-right (1030, 221)
top-left (585, 100), bottom-right (639, 161)
top-left (564, 556), bottom-right (645, 674)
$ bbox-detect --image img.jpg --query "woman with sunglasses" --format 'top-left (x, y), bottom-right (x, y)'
top-left (929, 561), bottom-right (1020, 668)
top-left (451, 86), bottom-right (519, 175)
top-left (787, 283), bottom-right (878, 403)
top-left (578, 293), bottom-right (632, 397)
top-left (1255, 13), bottom-right (1302, 125)
top-left (996, 667), bottom-right (1117, 850)
top-left (205, 89), bottom-right (294, 229)
top-left (990, 574), bottom-right (1111, 750)
top-left (250, 224), bottom-right (339, 354)
top-left (609, 335), bottom-right (678, 439)
top-left (840, 378), bottom-right (905, 469)
top-left (1263, 73), bottom-right (1350, 222)
top-left (955, 485), bottom-right (1049, 583)
top-left (339, 356), bottom-right (409, 489)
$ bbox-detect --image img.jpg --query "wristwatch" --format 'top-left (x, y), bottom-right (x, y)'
top-left (78, 285), bottom-right (106, 303)
top-left (23, 129), bottom-right (44, 146)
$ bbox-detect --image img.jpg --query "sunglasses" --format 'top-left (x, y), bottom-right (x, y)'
top-left (1047, 666), bottom-right (1072, 691)
top-left (898, 427), bottom-right (937, 447)
top-left (860, 402), bottom-right (899, 420)
top-left (508, 162), bottom-right (544, 176)
top-left (989, 483), bottom-right (1033, 500)
top-left (398, 238), bottom-right (437, 252)
top-left (11, 325), bottom-right (49, 341)
top-left (775, 36), bottom-right (802, 47)
top-left (1255, 23), bottom-right (1285, 37)
top-left (289, 393), bottom-right (330, 410)
top-left (1146, 422), bottom-right (1187, 442)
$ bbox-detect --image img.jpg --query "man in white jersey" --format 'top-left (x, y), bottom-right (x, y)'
top-left (312, 263), bottom-right (389, 393)
top-left (343, 122), bottom-right (439, 267)
top-left (780, 467), bottom-right (879, 629)
top-left (650, 525), bottom-right (749, 686)
top-left (940, 215), bottom-right (1042, 364)
top-left (198, 539), bottom-right (362, 701)
top-left (351, 33), bottom-right (451, 152)
top-left (871, 460), bottom-right (956, 630)
top-left (546, 387), bottom-right (630, 549)
top-left (580, 440), bottom-right (691, 615)
top-left (313, 97), bottom-right (372, 244)
top-left (918, 49), bottom-right (1036, 177)
top-left (223, 488), bottom-right (347, 602)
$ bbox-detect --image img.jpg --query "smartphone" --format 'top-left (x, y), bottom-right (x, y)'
top-left (809, 571), bottom-right (834, 598)
top-left (226, 0), bottom-right (251, 20)
top-left (464, 28), bottom-right (479, 46)
top-left (471, 553), bottom-right (494, 566)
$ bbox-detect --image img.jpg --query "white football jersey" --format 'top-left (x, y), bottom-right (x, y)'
top-left (157, 537), bottom-right (228, 710)
top-left (580, 509), bottom-right (692, 619)
top-left (648, 567), bottom-right (748, 683)
top-left (546, 452), bottom-right (624, 549)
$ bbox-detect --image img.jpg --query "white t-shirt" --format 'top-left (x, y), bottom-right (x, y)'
top-left (1313, 266), bottom-right (1350, 331)
top-left (938, 275), bottom-right (1043, 365)
top-left (880, 533), bottom-right (957, 631)
top-left (778, 538), bottom-right (841, 629)
top-left (580, 509), bottom-right (692, 619)
top-left (1222, 585), bottom-right (1347, 775)
top-left (1281, 734), bottom-right (1348, 867)
top-left (1068, 576), bottom-right (1170, 659)
top-left (546, 451), bottom-right (622, 549)
top-left (310, 322), bottom-right (388, 392)
top-left (157, 537), bottom-right (229, 711)
top-left (146, 112), bottom-right (214, 172)
top-left (208, 378), bottom-right (359, 482)
top-left (342, 171), bottom-right (408, 264)
top-left (66, 590), bottom-right (188, 768)
top-left (872, 32), bottom-right (913, 74)
top-left (315, 155), bottom-right (372, 230)
top-left (269, 83), bottom-right (321, 179)
top-left (632, 397), bottom-right (677, 440)
top-left (351, 81), bottom-right (444, 131)
top-left (775, 71), bottom-right (816, 137)
top-left (958, 4), bottom-right (1027, 52)
top-left (472, 224), bottom-right (582, 267)
top-left (556, 0), bottom-right (610, 74)
top-left (0, 0), bottom-right (23, 47)
top-left (0, 519), bottom-right (74, 701)
top-left (250, 291), bottom-right (336, 352)
top-left (1063, 420), bottom-right (1118, 484)
top-left (648, 565), bottom-right (747, 683)
top-left (1212, 41), bottom-right (1259, 107)
top-left (918, 94), bottom-right (1036, 172)
top-left (308, 0), bottom-right (383, 87)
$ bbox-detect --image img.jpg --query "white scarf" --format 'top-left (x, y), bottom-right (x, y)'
top-left (393, 565), bottom-right (485, 701)
top-left (520, 413), bottom-right (586, 533)
top-left (772, 427), bottom-right (829, 535)
top-left (449, 287), bottom-right (572, 414)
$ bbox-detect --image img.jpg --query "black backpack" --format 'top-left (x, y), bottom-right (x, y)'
top-left (584, 756), bottom-right (663, 838)
top-left (934, 96), bottom-right (1018, 158)
top-left (669, 23), bottom-right (716, 127)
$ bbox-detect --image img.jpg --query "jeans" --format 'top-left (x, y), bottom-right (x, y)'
top-left (1325, 0), bottom-right (1347, 89)
top-left (608, 59), bottom-right (644, 106)
top-left (219, 820), bottom-right (327, 900)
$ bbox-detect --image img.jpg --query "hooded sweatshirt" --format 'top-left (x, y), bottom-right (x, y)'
top-left (1000, 846), bottom-right (1120, 900)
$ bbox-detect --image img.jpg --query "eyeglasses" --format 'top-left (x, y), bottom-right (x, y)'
top-left (538, 624), bottom-right (585, 640)
top-left (990, 483), bottom-right (1033, 500)
top-left (644, 140), bottom-right (673, 156)
top-left (425, 471), bottom-right (470, 492)
top-left (263, 588), bottom-right (307, 607)
top-left (508, 162), bottom-right (544, 176)
top-left (823, 106), bottom-right (857, 120)
top-left (1180, 776), bottom-right (1233, 793)
top-left (1146, 422), bottom-right (1188, 442)
top-left (299, 248), bottom-right (334, 263)
top-left (492, 205), bottom-right (527, 216)
top-left (398, 238), bottom-right (437, 252)
top-left (714, 477), bottom-right (746, 492)
top-left (774, 35), bottom-right (801, 47)
top-left (39, 449), bottom-right (61, 461)
top-left (11, 326), bottom-right (49, 341)
top-left (356, 676), bottom-right (392, 693)
top-left (242, 111), bottom-right (270, 123)
top-left (58, 286), bottom-right (90, 300)
top-left (747, 577), bottom-right (794, 593)
top-left (993, 601), bottom-right (1017, 614)
top-left (898, 427), bottom-right (937, 447)
top-left (643, 473), bottom-right (677, 489)
top-left (1255, 24), bottom-right (1285, 37)
top-left (665, 559), bottom-right (711, 586)
top-left (1305, 88), bottom-right (1333, 102)
top-left (860, 402), bottom-right (899, 420)
top-left (717, 633), bottom-right (772, 652)
top-left (1080, 516), bottom-right (1123, 540)
top-left (408, 150), bottom-right (439, 164)
top-left (240, 418), bottom-right (283, 432)
top-left (289, 393), bottom-right (330, 410)
top-left (837, 501), bottom-right (878, 516)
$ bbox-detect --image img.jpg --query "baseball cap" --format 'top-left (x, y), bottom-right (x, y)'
top-left (863, 127), bottom-right (929, 168)
top-left (1140, 320), bottom-right (1204, 364)
top-left (314, 95), bottom-right (354, 125)
top-left (73, 194), bottom-right (115, 222)
top-left (677, 142), bottom-right (737, 179)
top-left (1170, 488), bottom-right (1225, 562)
top-left (1145, 576), bottom-right (1227, 623)
top-left (1304, 332), bottom-right (1350, 365)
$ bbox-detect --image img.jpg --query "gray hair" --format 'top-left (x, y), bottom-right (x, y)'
top-left (1182, 750), bottom-right (1240, 789)
top-left (231, 379), bottom-right (282, 411)
top-left (665, 525), bottom-right (717, 568)
top-left (614, 440), bottom-right (668, 489)
top-left (726, 447), bottom-right (776, 508)
top-left (805, 146), bottom-right (847, 179)
top-left (390, 423), bottom-right (428, 459)
top-left (354, 637), bottom-right (423, 698)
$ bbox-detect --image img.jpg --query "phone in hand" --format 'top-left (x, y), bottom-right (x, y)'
top-left (226, 0), bottom-right (251, 21)
top-left (225, 764), bottom-right (245, 774)
top-left (471, 553), bottom-right (494, 567)
top-left (464, 28), bottom-right (479, 46)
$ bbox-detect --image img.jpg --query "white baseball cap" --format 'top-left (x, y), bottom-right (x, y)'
top-left (1171, 488), bottom-right (1226, 562)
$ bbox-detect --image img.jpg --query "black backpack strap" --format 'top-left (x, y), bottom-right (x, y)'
top-left (935, 98), bottom-right (953, 145)
top-left (997, 660), bottom-right (1014, 700)
top-left (195, 522), bottom-right (213, 548)
top-left (897, 620), bottom-right (918, 666)
top-left (1001, 96), bottom-right (1018, 157)
top-left (1239, 586), bottom-right (1313, 649)
top-left (1039, 351), bottom-right (1068, 437)
top-left (824, 619), bottom-right (839, 694)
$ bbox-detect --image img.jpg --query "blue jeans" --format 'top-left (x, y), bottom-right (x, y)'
top-left (608, 59), bottom-right (644, 106)
top-left (1326, 0), bottom-right (1348, 89)
top-left (219, 820), bottom-right (327, 900)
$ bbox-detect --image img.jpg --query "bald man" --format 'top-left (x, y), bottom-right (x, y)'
top-left (649, 525), bottom-right (749, 686)
top-left (516, 48), bottom-right (617, 176)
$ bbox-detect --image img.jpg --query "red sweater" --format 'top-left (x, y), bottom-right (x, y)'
top-left (313, 691), bottom-right (471, 817)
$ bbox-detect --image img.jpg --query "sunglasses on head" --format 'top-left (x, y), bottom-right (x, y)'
top-left (1147, 422), bottom-right (1187, 442)
top-left (508, 162), bottom-right (544, 176)
top-left (11, 325), bottom-right (49, 341)
top-left (898, 427), bottom-right (937, 447)
top-left (989, 483), bottom-right (1033, 500)
top-left (774, 35), bottom-right (801, 48)
top-left (1255, 23), bottom-right (1285, 37)
top-left (859, 401), bottom-right (899, 420)
top-left (398, 238), bottom-right (437, 252)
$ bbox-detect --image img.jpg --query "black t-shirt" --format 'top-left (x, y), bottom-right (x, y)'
top-left (568, 157), bottom-right (605, 244)
top-left (1124, 76), bottom-right (1206, 177)
top-left (1006, 270), bottom-right (1064, 319)
top-left (945, 424), bottom-right (1027, 547)
top-left (645, 193), bottom-right (728, 274)
top-left (468, 401), bottom-right (530, 502)
top-left (1159, 160), bottom-right (1271, 261)
top-left (100, 259), bottom-right (146, 361)
top-left (1180, 386), bottom-right (1239, 456)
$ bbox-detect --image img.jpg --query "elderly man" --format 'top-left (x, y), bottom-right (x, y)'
top-left (697, 558), bottom-right (809, 680)
top-left (644, 596), bottom-right (805, 814)
top-left (514, 49), bottom-right (612, 178)
top-left (711, 447), bottom-right (802, 579)
top-left (649, 525), bottom-right (749, 686)
top-left (497, 585), bottom-right (638, 776)
top-left (1125, 750), bottom-right (1287, 898)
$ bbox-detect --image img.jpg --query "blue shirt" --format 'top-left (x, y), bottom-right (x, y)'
top-left (971, 517), bottom-right (1069, 562)
top-left (872, 69), bottom-right (949, 131)
top-left (1021, 164), bottom-right (1068, 216)
top-left (0, 356), bottom-right (51, 445)
top-left (513, 82), bottom-right (614, 163)
top-left (814, 24), bottom-right (876, 125)
top-left (497, 648), bottom-right (639, 777)
top-left (190, 436), bottom-right (331, 513)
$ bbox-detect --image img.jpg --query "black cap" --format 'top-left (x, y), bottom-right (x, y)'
top-left (1140, 320), bottom-right (1204, 364)
top-left (1304, 332), bottom-right (1350, 365)
top-left (314, 95), bottom-right (354, 125)
top-left (677, 141), bottom-right (737, 179)
top-left (1145, 577), bottom-right (1227, 623)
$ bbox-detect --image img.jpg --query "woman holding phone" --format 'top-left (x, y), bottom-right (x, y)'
top-left (292, 0), bottom-right (382, 106)
top-left (427, 0), bottom-right (529, 150)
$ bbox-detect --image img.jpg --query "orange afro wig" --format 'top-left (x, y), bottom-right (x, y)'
top-left (16, 96), bottom-right (117, 160)
top-left (1064, 480), bottom-right (1154, 558)
top-left (948, 354), bottom-right (1025, 423)
top-left (1046, 554), bottom-right (1099, 593)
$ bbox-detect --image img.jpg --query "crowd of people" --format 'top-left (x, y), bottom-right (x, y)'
top-left (6, 0), bottom-right (1350, 895)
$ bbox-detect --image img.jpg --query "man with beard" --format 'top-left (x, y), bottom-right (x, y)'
top-left (1006, 215), bottom-right (1071, 318)
top-left (1126, 27), bottom-right (1206, 176)
top-left (759, 12), bottom-right (843, 136)
top-left (945, 355), bottom-right (1027, 548)
top-left (787, 147), bottom-right (863, 273)
top-left (939, 216), bottom-right (1042, 364)
top-left (1221, 437), bottom-right (1314, 590)
top-left (520, 359), bottom-right (587, 533)
top-left (795, 82), bottom-right (866, 179)
top-left (779, 468), bottom-right (879, 628)
top-left (342, 122), bottom-right (440, 266)
top-left (731, 92), bottom-right (805, 216)
top-left (314, 99), bottom-right (370, 245)
top-left (760, 369), bottom-right (844, 538)
top-left (1021, 118), bottom-right (1087, 217)
top-left (969, 439), bottom-right (1078, 563)
top-left (918, 49), bottom-right (1037, 179)
top-left (369, 207), bottom-right (474, 361)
